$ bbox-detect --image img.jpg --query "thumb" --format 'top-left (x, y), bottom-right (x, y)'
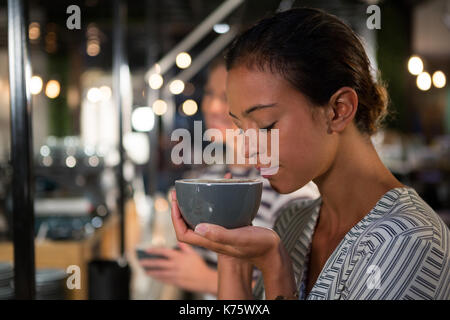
top-left (194, 223), bottom-right (243, 245)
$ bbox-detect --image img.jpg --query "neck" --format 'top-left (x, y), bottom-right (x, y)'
top-left (313, 127), bottom-right (403, 235)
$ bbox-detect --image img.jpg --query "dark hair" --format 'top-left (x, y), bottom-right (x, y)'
top-left (225, 8), bottom-right (388, 135)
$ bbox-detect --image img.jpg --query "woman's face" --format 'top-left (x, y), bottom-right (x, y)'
top-left (226, 66), bottom-right (338, 193)
top-left (201, 65), bottom-right (238, 143)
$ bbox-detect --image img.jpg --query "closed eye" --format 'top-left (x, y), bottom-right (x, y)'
top-left (260, 122), bottom-right (276, 131)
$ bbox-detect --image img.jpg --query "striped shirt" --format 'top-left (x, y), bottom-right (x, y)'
top-left (253, 187), bottom-right (450, 300)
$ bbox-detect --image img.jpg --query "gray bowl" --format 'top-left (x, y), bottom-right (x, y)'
top-left (174, 178), bottom-right (262, 229)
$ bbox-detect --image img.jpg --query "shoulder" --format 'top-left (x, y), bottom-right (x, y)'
top-left (361, 188), bottom-right (449, 251)
top-left (345, 188), bottom-right (450, 299)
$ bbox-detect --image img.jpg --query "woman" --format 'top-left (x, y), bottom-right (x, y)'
top-left (170, 8), bottom-right (450, 299)
top-left (140, 57), bottom-right (319, 298)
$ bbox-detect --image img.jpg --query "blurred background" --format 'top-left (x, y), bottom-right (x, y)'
top-left (0, 0), bottom-right (449, 300)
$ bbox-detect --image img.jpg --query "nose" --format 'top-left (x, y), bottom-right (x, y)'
top-left (240, 130), bottom-right (259, 161)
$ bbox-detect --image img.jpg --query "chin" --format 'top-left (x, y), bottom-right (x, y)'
top-left (269, 182), bottom-right (292, 194)
top-left (267, 173), bottom-right (307, 194)
top-left (265, 172), bottom-right (287, 194)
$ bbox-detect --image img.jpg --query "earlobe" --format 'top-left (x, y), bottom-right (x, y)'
top-left (325, 107), bottom-right (334, 134)
top-left (319, 106), bottom-right (333, 134)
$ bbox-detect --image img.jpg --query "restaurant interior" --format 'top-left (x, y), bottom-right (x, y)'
top-left (0, 0), bottom-right (449, 300)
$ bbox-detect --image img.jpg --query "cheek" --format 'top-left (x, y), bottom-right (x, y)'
top-left (274, 115), bottom-right (333, 191)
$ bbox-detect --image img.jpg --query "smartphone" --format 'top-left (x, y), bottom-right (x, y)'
top-left (136, 246), bottom-right (180, 270)
top-left (135, 248), bottom-right (168, 261)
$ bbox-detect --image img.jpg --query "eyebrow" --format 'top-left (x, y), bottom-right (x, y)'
top-left (229, 103), bottom-right (276, 119)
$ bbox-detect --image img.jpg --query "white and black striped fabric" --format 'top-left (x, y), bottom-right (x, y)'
top-left (253, 187), bottom-right (450, 300)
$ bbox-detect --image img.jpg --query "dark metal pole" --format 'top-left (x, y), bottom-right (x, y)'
top-left (7, 0), bottom-right (36, 299)
top-left (146, 0), bottom-right (159, 197)
top-left (113, 0), bottom-right (126, 257)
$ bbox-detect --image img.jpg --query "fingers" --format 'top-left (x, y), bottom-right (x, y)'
top-left (145, 269), bottom-right (174, 281)
top-left (145, 247), bottom-right (177, 259)
top-left (194, 223), bottom-right (251, 247)
top-left (177, 242), bottom-right (195, 253)
top-left (171, 189), bottom-right (177, 202)
top-left (170, 190), bottom-right (191, 240)
top-left (176, 224), bottom-right (242, 257)
top-left (169, 187), bottom-right (244, 258)
top-left (169, 190), bottom-right (209, 249)
top-left (170, 190), bottom-right (187, 234)
top-left (170, 189), bottom-right (212, 247)
top-left (140, 258), bottom-right (173, 270)
top-left (170, 192), bottom-right (219, 250)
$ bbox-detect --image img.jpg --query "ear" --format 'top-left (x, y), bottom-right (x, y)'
top-left (326, 87), bottom-right (358, 133)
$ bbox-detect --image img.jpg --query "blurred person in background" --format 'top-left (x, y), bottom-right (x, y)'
top-left (138, 56), bottom-right (319, 298)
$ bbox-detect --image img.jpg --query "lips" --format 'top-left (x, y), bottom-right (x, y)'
top-left (260, 166), bottom-right (279, 177)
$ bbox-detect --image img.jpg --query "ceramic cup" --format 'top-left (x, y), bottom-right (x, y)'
top-left (174, 178), bottom-right (263, 229)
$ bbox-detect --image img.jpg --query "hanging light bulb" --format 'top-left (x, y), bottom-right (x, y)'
top-left (408, 56), bottom-right (423, 75)
top-left (99, 85), bottom-right (112, 100)
top-left (169, 79), bottom-right (185, 95)
top-left (182, 99), bottom-right (198, 116)
top-left (213, 23), bottom-right (230, 34)
top-left (152, 99), bottom-right (168, 116)
top-left (176, 52), bottom-right (192, 69)
top-left (31, 75), bottom-right (43, 95)
top-left (45, 80), bottom-right (60, 99)
top-left (131, 107), bottom-right (155, 132)
top-left (148, 73), bottom-right (164, 90)
top-left (87, 87), bottom-right (102, 103)
top-left (432, 71), bottom-right (446, 88)
top-left (416, 72), bottom-right (431, 91)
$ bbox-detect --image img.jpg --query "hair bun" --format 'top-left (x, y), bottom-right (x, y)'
top-left (366, 81), bottom-right (389, 135)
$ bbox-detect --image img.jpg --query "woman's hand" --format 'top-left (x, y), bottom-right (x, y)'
top-left (139, 243), bottom-right (218, 295)
top-left (170, 172), bottom-right (297, 299)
